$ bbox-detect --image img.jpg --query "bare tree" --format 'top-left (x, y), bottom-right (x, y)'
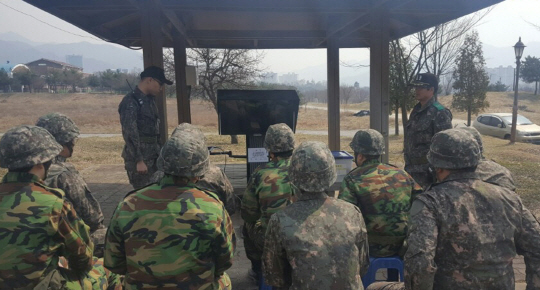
top-left (340, 85), bottom-right (355, 105)
top-left (165, 48), bottom-right (264, 144)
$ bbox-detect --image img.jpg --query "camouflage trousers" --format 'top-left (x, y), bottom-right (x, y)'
top-left (243, 221), bottom-right (265, 269)
top-left (124, 157), bottom-right (158, 189)
top-left (366, 282), bottom-right (404, 290)
top-left (43, 257), bottom-right (123, 290)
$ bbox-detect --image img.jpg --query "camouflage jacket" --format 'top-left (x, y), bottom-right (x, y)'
top-left (263, 192), bottom-right (370, 290)
top-left (404, 98), bottom-right (452, 173)
top-left (339, 159), bottom-right (422, 257)
top-left (118, 86), bottom-right (161, 163)
top-left (45, 156), bottom-right (105, 232)
top-left (241, 158), bottom-right (296, 230)
top-left (405, 171), bottom-right (540, 290)
top-left (104, 175), bottom-right (236, 290)
top-left (475, 158), bottom-right (516, 191)
top-left (0, 172), bottom-right (93, 289)
top-left (151, 164), bottom-right (237, 215)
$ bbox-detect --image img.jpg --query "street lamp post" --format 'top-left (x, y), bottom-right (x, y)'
top-left (510, 37), bottom-right (525, 144)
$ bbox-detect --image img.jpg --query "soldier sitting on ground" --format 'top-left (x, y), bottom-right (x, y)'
top-left (367, 129), bottom-right (540, 290)
top-left (339, 129), bottom-right (422, 259)
top-left (36, 112), bottom-right (107, 257)
top-left (241, 123), bottom-right (297, 281)
top-left (104, 130), bottom-right (235, 289)
top-left (151, 122), bottom-right (237, 215)
top-left (264, 141), bottom-right (370, 290)
top-left (458, 126), bottom-right (516, 191)
top-left (0, 125), bottom-right (94, 289)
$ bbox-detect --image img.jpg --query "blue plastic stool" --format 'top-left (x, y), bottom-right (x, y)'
top-left (258, 271), bottom-right (273, 290)
top-left (362, 256), bottom-right (404, 288)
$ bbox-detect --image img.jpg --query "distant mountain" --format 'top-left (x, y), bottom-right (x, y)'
top-left (484, 42), bottom-right (540, 68)
top-left (0, 32), bottom-right (143, 73)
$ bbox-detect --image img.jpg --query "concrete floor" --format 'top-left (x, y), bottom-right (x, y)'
top-left (84, 163), bottom-right (527, 289)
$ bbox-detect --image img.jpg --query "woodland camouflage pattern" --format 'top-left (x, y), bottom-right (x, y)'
top-left (405, 172), bottom-right (540, 290)
top-left (119, 87), bottom-right (161, 188)
top-left (104, 175), bottom-right (235, 290)
top-left (58, 256), bottom-right (123, 290)
top-left (404, 98), bottom-right (452, 187)
top-left (350, 129), bottom-right (385, 155)
top-left (263, 192), bottom-right (370, 289)
top-left (35, 112), bottom-right (80, 145)
top-left (427, 129), bottom-right (481, 169)
top-left (264, 123), bottom-right (295, 153)
top-left (0, 125), bottom-right (62, 170)
top-left (152, 164), bottom-right (237, 215)
top-left (289, 141), bottom-right (337, 192)
top-left (339, 159), bottom-right (421, 257)
top-left (0, 172), bottom-right (94, 289)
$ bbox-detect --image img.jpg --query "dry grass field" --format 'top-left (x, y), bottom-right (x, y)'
top-left (1, 92), bottom-right (539, 215)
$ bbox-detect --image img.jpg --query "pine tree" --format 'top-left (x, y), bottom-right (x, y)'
top-left (451, 31), bottom-right (490, 126)
top-left (520, 56), bottom-right (540, 95)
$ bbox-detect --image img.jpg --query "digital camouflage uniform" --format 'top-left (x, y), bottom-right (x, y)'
top-left (36, 113), bottom-right (107, 253)
top-left (119, 86), bottom-right (161, 189)
top-left (264, 141), bottom-right (370, 290)
top-left (340, 129), bottom-right (422, 257)
top-left (0, 126), bottom-right (94, 290)
top-left (104, 133), bottom-right (235, 290)
top-left (369, 129), bottom-right (540, 290)
top-left (241, 123), bottom-right (296, 270)
top-left (404, 97), bottom-right (452, 188)
top-left (458, 126), bottom-right (516, 191)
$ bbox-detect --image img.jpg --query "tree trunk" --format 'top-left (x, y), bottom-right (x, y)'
top-left (400, 103), bottom-right (409, 135)
top-left (535, 81), bottom-right (538, 95)
top-left (230, 135), bottom-right (239, 144)
top-left (394, 104), bottom-right (399, 136)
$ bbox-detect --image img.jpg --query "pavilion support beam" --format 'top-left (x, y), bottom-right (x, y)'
top-left (327, 37), bottom-right (340, 151)
top-left (141, 0), bottom-right (168, 144)
top-left (174, 36), bottom-right (191, 124)
top-left (369, 9), bottom-right (390, 162)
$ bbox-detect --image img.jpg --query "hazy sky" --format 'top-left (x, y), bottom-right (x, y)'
top-left (1, 0), bottom-right (539, 75)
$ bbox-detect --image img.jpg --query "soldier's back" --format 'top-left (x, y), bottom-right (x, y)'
top-left (0, 173), bottom-right (67, 289)
top-left (270, 195), bottom-right (368, 290)
top-left (417, 176), bottom-right (523, 289)
top-left (106, 179), bottom-right (233, 289)
top-left (475, 159), bottom-right (515, 191)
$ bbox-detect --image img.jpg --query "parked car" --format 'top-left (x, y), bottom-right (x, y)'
top-left (472, 113), bottom-right (540, 144)
top-left (353, 110), bottom-right (370, 117)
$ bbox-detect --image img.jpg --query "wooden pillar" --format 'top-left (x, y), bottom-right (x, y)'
top-left (174, 36), bottom-right (191, 124)
top-left (327, 38), bottom-right (340, 151)
top-left (369, 9), bottom-right (390, 162)
top-left (141, 0), bottom-right (168, 144)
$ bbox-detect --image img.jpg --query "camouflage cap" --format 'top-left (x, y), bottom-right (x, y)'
top-left (289, 141), bottom-right (337, 192)
top-left (264, 123), bottom-right (295, 153)
top-left (457, 126), bottom-right (484, 154)
top-left (427, 129), bottom-right (481, 169)
top-left (171, 122), bottom-right (206, 141)
top-left (350, 129), bottom-right (385, 155)
top-left (157, 133), bottom-right (209, 177)
top-left (0, 125), bottom-right (62, 170)
top-left (36, 112), bottom-right (80, 145)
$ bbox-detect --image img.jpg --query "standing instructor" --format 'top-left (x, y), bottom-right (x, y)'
top-left (119, 66), bottom-right (173, 189)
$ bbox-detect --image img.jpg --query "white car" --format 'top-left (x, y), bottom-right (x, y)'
top-left (472, 113), bottom-right (540, 144)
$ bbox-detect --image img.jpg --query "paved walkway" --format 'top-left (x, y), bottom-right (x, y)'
top-left (84, 164), bottom-right (527, 288)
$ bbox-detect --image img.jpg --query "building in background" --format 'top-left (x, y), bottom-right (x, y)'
top-left (261, 72), bottom-right (278, 83)
top-left (486, 65), bottom-right (514, 89)
top-left (65, 54), bottom-right (83, 70)
top-left (279, 72), bottom-right (298, 84)
top-left (26, 58), bottom-right (83, 77)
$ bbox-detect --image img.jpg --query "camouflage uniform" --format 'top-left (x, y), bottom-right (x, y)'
top-left (0, 126), bottom-right (94, 289)
top-left (369, 129), bottom-right (540, 290)
top-left (340, 129), bottom-right (422, 257)
top-left (264, 141), bottom-right (370, 289)
top-left (241, 123), bottom-right (296, 271)
top-left (404, 97), bottom-right (452, 188)
top-left (36, 113), bottom-right (106, 252)
top-left (151, 123), bottom-right (237, 214)
top-left (458, 127), bottom-right (516, 191)
top-left (119, 86), bottom-right (161, 189)
top-left (104, 133), bottom-right (235, 290)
